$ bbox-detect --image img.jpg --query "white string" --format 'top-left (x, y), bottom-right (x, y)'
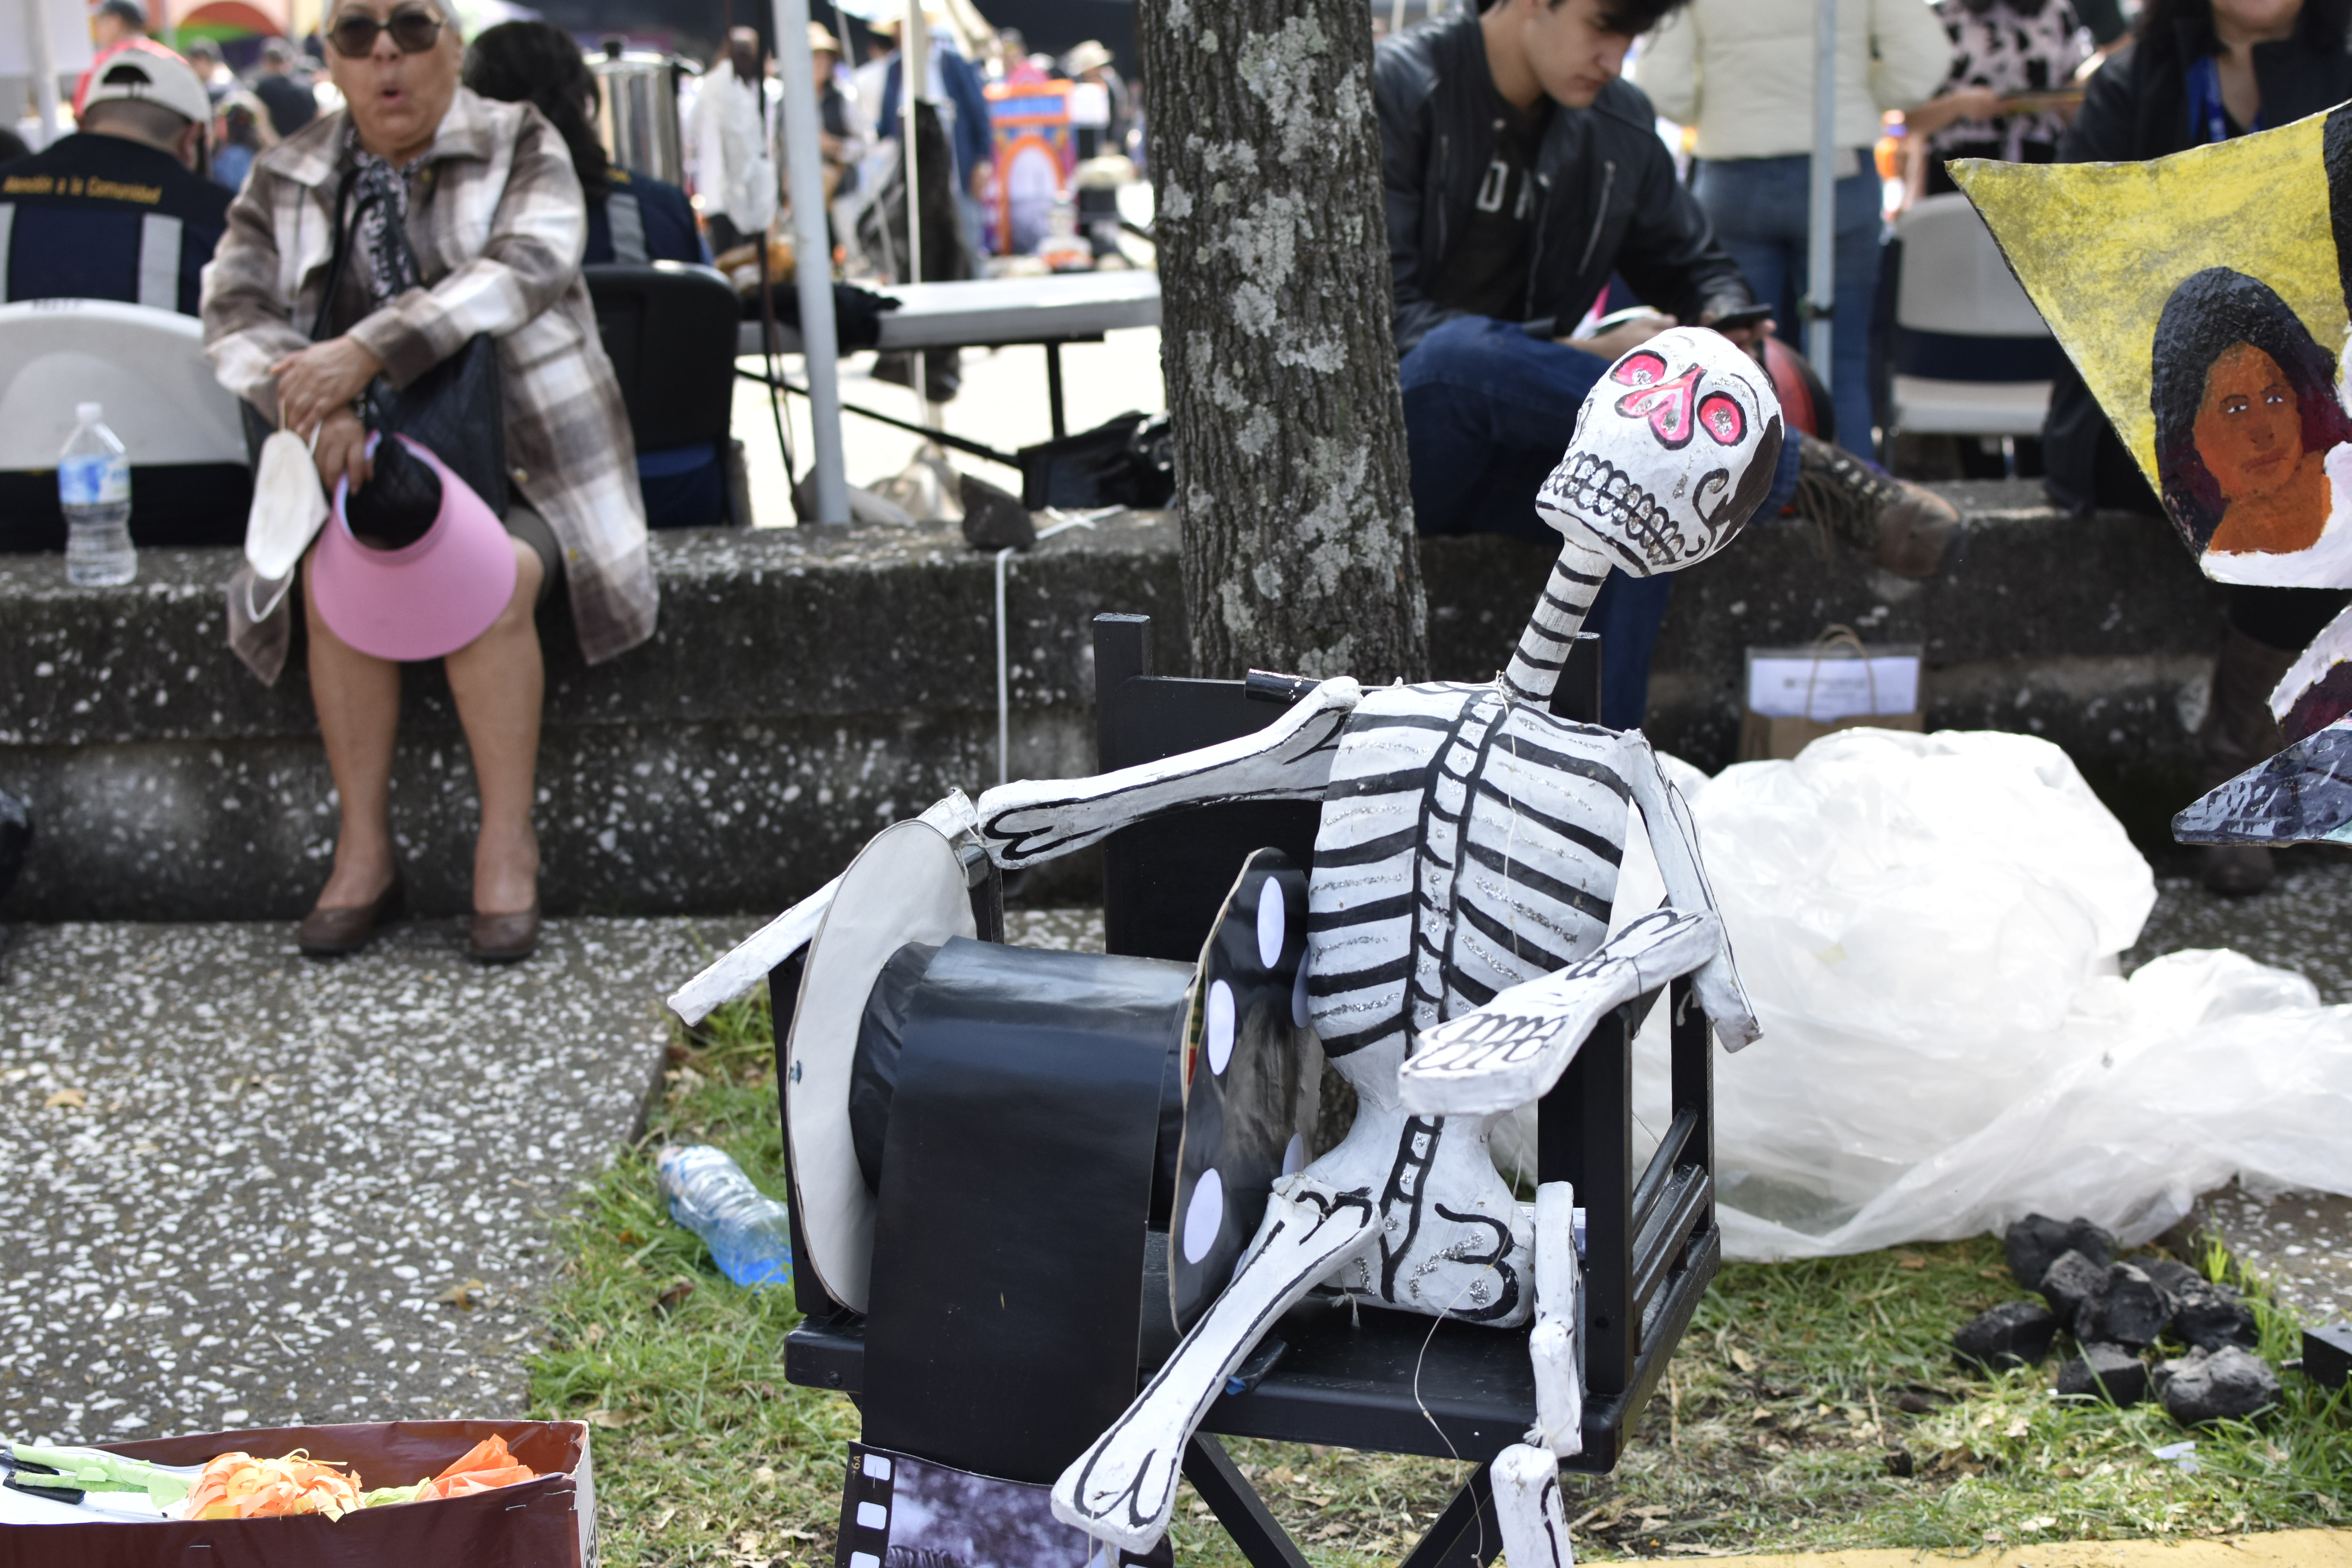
top-left (1410, 1262), bottom-right (1501, 1563)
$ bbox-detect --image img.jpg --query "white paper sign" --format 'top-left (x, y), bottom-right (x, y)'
top-left (1747, 654), bottom-right (1921, 721)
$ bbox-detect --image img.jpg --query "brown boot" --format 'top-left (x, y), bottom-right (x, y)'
top-left (2195, 626), bottom-right (2302, 896)
top-left (1790, 433), bottom-right (1962, 578)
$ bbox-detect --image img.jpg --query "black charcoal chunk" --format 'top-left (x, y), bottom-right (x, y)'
top-left (1955, 1300), bottom-right (2060, 1370)
top-left (2075, 1263), bottom-right (2169, 1348)
top-left (2056, 1341), bottom-right (2149, 1404)
top-left (2064, 1218), bottom-right (2117, 1271)
top-left (2004, 1213), bottom-right (2074, 1289)
top-left (2155, 1345), bottom-right (2279, 1424)
top-left (2142, 1258), bottom-right (2203, 1298)
top-left (2169, 1278), bottom-right (2260, 1352)
top-left (2039, 1248), bottom-right (2108, 1320)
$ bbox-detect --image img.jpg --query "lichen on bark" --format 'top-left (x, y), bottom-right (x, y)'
top-left (1142, 0), bottom-right (1430, 683)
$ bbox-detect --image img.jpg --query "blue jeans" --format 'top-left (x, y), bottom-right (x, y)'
top-left (1694, 156), bottom-right (1882, 459)
top-left (1400, 315), bottom-right (1801, 727)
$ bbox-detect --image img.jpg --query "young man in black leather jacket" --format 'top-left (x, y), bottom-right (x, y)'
top-left (1379, 0), bottom-right (1955, 724)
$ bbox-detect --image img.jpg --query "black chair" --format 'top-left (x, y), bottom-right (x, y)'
top-left (583, 261), bottom-right (743, 528)
top-left (779, 613), bottom-right (1722, 1568)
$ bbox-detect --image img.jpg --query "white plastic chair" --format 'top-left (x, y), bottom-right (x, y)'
top-left (0, 298), bottom-right (246, 470)
top-left (1884, 192), bottom-right (2056, 456)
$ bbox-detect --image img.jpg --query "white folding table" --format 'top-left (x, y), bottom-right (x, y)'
top-left (739, 271), bottom-right (1162, 439)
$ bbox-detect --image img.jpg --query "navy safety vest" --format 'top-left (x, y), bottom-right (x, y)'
top-left (0, 132), bottom-right (230, 316)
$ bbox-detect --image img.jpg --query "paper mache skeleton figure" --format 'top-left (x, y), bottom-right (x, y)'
top-left (671, 328), bottom-right (1782, 1567)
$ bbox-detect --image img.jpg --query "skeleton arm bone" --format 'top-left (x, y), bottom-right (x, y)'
top-left (1619, 731), bottom-right (1759, 1049)
top-left (669, 678), bottom-right (1361, 1024)
top-left (1051, 1174), bottom-right (1379, 1552)
top-left (1394, 907), bottom-right (1721, 1118)
top-left (978, 677), bottom-right (1360, 868)
top-left (666, 791), bottom-right (980, 1025)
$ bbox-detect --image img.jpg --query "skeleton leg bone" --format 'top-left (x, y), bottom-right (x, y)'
top-left (1051, 1174), bottom-right (1379, 1551)
top-left (1493, 1443), bottom-right (1575, 1568)
top-left (1527, 1181), bottom-right (1583, 1456)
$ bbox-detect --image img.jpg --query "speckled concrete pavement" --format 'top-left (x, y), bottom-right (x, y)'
top-left (0, 915), bottom-right (754, 1445)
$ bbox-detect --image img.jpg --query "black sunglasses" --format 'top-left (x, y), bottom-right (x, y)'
top-left (327, 7), bottom-right (443, 56)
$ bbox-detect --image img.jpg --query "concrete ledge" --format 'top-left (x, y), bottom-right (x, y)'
top-left (0, 482), bottom-right (2225, 921)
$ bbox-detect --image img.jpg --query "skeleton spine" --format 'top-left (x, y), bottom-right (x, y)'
top-left (1501, 539), bottom-right (1614, 706)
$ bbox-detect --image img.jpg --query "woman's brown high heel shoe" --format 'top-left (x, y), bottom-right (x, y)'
top-left (297, 869), bottom-right (405, 958)
top-left (468, 900), bottom-right (540, 964)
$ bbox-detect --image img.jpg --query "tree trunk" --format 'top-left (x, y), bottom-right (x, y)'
top-left (1141, 0), bottom-right (1430, 683)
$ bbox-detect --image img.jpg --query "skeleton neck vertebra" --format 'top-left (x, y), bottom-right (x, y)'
top-left (1501, 537), bottom-right (1613, 706)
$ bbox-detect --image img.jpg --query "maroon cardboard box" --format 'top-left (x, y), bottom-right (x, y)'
top-left (0, 1419), bottom-right (592, 1568)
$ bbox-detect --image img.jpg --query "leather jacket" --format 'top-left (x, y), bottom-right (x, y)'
top-left (1376, 10), bottom-right (1752, 357)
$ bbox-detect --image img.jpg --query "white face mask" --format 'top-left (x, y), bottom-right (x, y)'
top-left (1535, 325), bottom-right (1784, 574)
top-left (243, 424), bottom-right (329, 619)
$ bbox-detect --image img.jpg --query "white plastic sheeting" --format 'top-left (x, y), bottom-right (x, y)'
top-left (1612, 728), bottom-right (2352, 1259)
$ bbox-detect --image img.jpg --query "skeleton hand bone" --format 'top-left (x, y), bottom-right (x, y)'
top-left (1396, 909), bottom-right (1720, 1118)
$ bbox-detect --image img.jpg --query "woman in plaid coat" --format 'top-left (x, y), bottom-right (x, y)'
top-left (202, 0), bottom-right (657, 963)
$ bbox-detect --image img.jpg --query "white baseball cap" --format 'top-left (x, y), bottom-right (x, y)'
top-left (80, 41), bottom-right (213, 128)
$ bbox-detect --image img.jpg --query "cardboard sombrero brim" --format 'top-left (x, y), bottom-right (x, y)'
top-left (785, 819), bottom-right (975, 1314)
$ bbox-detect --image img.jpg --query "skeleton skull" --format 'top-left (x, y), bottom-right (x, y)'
top-left (1537, 326), bottom-right (1784, 575)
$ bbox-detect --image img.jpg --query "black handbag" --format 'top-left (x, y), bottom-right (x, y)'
top-left (243, 165), bottom-right (509, 515)
top-left (1014, 411), bottom-right (1174, 511)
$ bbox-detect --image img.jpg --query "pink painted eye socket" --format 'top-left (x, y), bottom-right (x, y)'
top-left (1611, 350), bottom-right (1669, 387)
top-left (1697, 392), bottom-right (1746, 445)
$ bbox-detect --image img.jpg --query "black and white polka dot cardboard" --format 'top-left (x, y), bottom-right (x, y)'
top-left (1169, 848), bottom-right (1318, 1332)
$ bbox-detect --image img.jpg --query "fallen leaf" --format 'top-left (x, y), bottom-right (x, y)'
top-left (583, 1322), bottom-right (606, 1347)
top-left (753, 1466), bottom-right (777, 1485)
top-left (2005, 1416), bottom-right (2031, 1438)
top-left (1896, 1253), bottom-right (1927, 1269)
top-left (2021, 1516), bottom-right (2058, 1532)
top-left (438, 1278), bottom-right (488, 1310)
top-left (1730, 1347), bottom-right (1758, 1373)
top-left (44, 1088), bottom-right (86, 1109)
top-left (656, 1278), bottom-right (696, 1315)
top-left (585, 1408), bottom-right (638, 1429)
top-left (1984, 1530), bottom-right (2007, 1543)
top-left (1312, 1524), bottom-right (1347, 1540)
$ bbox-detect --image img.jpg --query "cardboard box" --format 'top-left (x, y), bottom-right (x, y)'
top-left (0, 1419), bottom-right (593, 1568)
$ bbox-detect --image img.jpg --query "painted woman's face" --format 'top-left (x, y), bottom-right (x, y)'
top-left (2194, 341), bottom-right (2305, 501)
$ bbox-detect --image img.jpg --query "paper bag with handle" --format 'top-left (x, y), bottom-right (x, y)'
top-left (1738, 624), bottom-right (1926, 762)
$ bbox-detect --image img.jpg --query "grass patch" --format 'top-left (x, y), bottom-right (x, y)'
top-left (531, 989), bottom-right (2352, 1565)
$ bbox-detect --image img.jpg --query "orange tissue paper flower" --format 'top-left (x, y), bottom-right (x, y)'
top-left (412, 1434), bottom-right (541, 1502)
top-left (186, 1450), bottom-right (365, 1520)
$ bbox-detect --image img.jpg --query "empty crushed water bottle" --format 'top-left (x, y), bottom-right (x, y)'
top-left (59, 402), bottom-right (134, 587)
top-left (655, 1144), bottom-right (793, 1287)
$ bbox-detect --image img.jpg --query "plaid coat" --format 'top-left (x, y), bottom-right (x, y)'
top-left (203, 88), bottom-right (656, 678)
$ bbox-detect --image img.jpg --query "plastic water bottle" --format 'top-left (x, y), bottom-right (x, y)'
top-left (655, 1145), bottom-right (794, 1287)
top-left (59, 403), bottom-right (134, 586)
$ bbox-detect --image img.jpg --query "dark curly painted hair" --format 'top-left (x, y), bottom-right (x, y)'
top-left (463, 20), bottom-right (610, 200)
top-left (2150, 267), bottom-right (2351, 551)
